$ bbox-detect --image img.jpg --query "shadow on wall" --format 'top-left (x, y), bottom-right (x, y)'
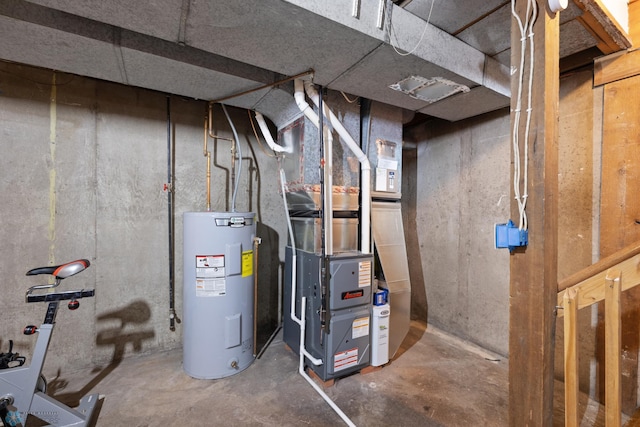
top-left (48, 300), bottom-right (155, 406)
top-left (402, 146), bottom-right (428, 324)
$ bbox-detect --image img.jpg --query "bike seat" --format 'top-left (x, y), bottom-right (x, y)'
top-left (26, 259), bottom-right (90, 279)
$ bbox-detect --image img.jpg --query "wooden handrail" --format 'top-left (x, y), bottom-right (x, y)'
top-left (558, 240), bottom-right (640, 292)
top-left (561, 269), bottom-right (623, 427)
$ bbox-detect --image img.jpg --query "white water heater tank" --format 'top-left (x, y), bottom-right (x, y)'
top-left (183, 211), bottom-right (256, 379)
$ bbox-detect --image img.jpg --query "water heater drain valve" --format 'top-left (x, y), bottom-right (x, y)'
top-left (495, 220), bottom-right (528, 252)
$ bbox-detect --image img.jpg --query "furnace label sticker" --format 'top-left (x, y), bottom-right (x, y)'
top-left (358, 261), bottom-right (372, 288)
top-left (241, 250), bottom-right (253, 278)
top-left (375, 168), bottom-right (388, 192)
top-left (352, 316), bottom-right (370, 339)
top-left (334, 348), bottom-right (358, 372)
top-left (195, 255), bottom-right (226, 296)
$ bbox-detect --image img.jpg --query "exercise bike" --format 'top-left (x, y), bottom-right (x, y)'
top-left (0, 259), bottom-right (99, 426)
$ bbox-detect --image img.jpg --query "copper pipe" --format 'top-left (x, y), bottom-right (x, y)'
top-left (208, 69), bottom-right (314, 104)
top-left (208, 103), bottom-right (233, 141)
top-left (203, 115), bottom-right (212, 211)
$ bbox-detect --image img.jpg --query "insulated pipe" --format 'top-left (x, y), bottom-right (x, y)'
top-left (304, 81), bottom-right (372, 254)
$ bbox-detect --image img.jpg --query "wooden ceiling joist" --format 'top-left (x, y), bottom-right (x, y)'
top-left (573, 0), bottom-right (633, 54)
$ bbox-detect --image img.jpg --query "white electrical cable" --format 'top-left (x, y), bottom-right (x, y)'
top-left (523, 0), bottom-right (537, 230)
top-left (511, 0), bottom-right (537, 231)
top-left (221, 104), bottom-right (242, 213)
top-left (387, 0), bottom-right (435, 57)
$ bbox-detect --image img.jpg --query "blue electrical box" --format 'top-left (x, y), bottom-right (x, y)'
top-left (495, 220), bottom-right (528, 252)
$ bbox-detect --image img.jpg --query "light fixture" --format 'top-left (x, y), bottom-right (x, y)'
top-left (548, 0), bottom-right (568, 13)
top-left (389, 75), bottom-right (470, 103)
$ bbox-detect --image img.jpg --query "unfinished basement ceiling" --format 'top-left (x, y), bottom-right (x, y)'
top-left (0, 0), bottom-right (631, 123)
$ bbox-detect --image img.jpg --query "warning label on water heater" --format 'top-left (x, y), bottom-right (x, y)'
top-left (241, 250), bottom-right (253, 278)
top-left (195, 255), bottom-right (226, 297)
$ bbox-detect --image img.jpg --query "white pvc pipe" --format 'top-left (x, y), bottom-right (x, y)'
top-left (299, 296), bottom-right (356, 427)
top-left (323, 126), bottom-right (333, 256)
top-left (282, 85), bottom-right (356, 426)
top-left (278, 167), bottom-right (323, 367)
top-left (294, 79), bottom-right (319, 127)
top-left (294, 79), bottom-right (333, 255)
top-left (255, 112), bottom-right (292, 153)
top-left (303, 80), bottom-right (372, 254)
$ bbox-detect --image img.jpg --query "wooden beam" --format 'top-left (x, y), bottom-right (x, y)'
top-left (594, 49), bottom-right (640, 87)
top-left (605, 270), bottom-right (622, 427)
top-left (572, 0), bottom-right (632, 54)
top-left (563, 288), bottom-right (580, 427)
top-left (508, 1), bottom-right (559, 425)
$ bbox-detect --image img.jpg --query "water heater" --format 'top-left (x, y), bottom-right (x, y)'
top-left (183, 211), bottom-right (256, 379)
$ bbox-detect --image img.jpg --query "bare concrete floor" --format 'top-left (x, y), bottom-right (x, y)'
top-left (28, 321), bottom-right (504, 426)
top-left (27, 321), bottom-right (634, 426)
